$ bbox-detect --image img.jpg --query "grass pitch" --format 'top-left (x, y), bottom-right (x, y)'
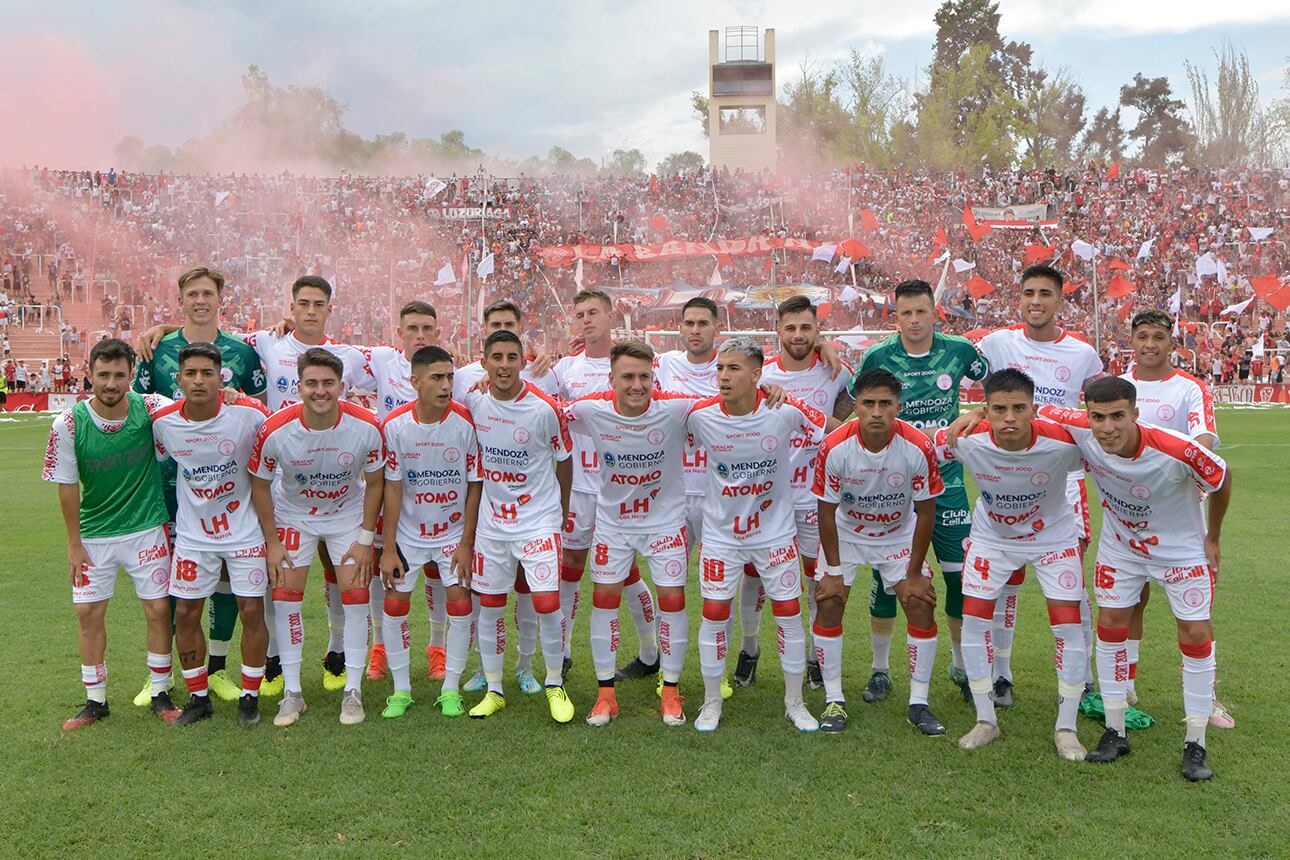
top-left (1, 409), bottom-right (1287, 858)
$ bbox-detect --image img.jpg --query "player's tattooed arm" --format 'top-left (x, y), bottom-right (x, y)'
top-left (831, 392), bottom-right (854, 423)
top-left (136, 324), bottom-right (181, 361)
top-left (1205, 472), bottom-right (1232, 576)
top-left (379, 478), bottom-right (405, 589)
top-left (815, 340), bottom-right (844, 379)
top-left (250, 476), bottom-right (288, 587)
top-left (57, 483), bottom-right (90, 584)
top-left (895, 498), bottom-right (938, 609)
top-left (452, 482), bottom-right (483, 589)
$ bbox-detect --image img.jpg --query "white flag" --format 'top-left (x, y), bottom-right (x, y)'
top-left (1247, 226), bottom-right (1274, 241)
top-left (811, 244), bottom-right (836, 263)
top-left (434, 261), bottom-right (456, 286)
top-left (424, 179), bottom-right (448, 200)
top-left (1219, 296), bottom-right (1253, 316)
top-left (1195, 252), bottom-right (1219, 277)
top-left (835, 256), bottom-right (852, 275)
top-left (838, 285), bottom-right (860, 304)
top-left (1137, 237), bottom-right (1155, 260)
top-left (1253, 336), bottom-right (1265, 358)
top-left (708, 263), bottom-right (723, 287)
top-left (214, 191), bottom-right (231, 207)
top-left (952, 259), bottom-right (976, 273)
top-left (1167, 287), bottom-right (1181, 314)
top-left (574, 257), bottom-right (584, 290)
top-left (931, 249), bottom-right (950, 265)
top-left (1071, 239), bottom-right (1097, 260)
top-left (476, 253), bottom-right (494, 280)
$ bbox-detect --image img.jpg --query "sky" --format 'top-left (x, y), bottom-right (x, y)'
top-left (2, 0), bottom-right (1289, 171)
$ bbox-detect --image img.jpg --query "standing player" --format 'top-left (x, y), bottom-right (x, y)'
top-left (975, 264), bottom-right (1103, 707)
top-left (566, 340), bottom-right (697, 727)
top-left (249, 349), bottom-right (385, 727)
top-left (858, 280), bottom-right (988, 704)
top-left (1034, 379), bottom-right (1230, 781)
top-left (45, 339), bottom-right (180, 729)
top-left (934, 370), bottom-right (1088, 759)
top-left (553, 289), bottom-right (656, 682)
top-left (152, 343), bottom-right (272, 726)
top-left (131, 267), bottom-right (266, 705)
top-left (463, 330), bottom-right (576, 723)
top-left (1119, 309), bottom-right (1232, 728)
top-left (813, 369), bottom-right (944, 735)
top-left (379, 346), bottom-right (481, 719)
top-left (686, 337), bottom-right (826, 733)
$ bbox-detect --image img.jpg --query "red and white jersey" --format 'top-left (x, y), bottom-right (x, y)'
top-left (152, 395), bottom-right (271, 551)
top-left (652, 349), bottom-right (718, 496)
top-left (565, 391), bottom-right (696, 533)
top-left (451, 358), bottom-right (559, 402)
top-left (934, 420), bottom-right (1083, 551)
top-left (248, 401), bottom-right (385, 528)
top-left (43, 393), bottom-right (171, 484)
top-left (812, 419), bottom-right (944, 545)
top-left (358, 346), bottom-right (415, 420)
top-left (686, 393), bottom-right (826, 550)
top-left (553, 351), bottom-right (612, 493)
top-left (760, 353), bottom-right (853, 510)
top-left (1038, 406), bottom-right (1228, 566)
top-left (240, 330), bottom-right (369, 411)
top-left (466, 382), bottom-right (572, 540)
top-left (1120, 368), bottom-right (1219, 444)
top-left (976, 325), bottom-right (1103, 408)
top-left (382, 401), bottom-right (481, 548)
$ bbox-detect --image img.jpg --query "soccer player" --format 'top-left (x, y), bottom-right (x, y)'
top-left (933, 370), bottom-right (1088, 759)
top-left (131, 266), bottom-right (266, 704)
top-left (813, 369), bottom-right (945, 735)
top-left (1120, 309), bottom-right (1232, 728)
top-left (566, 339), bottom-right (697, 727)
top-left (857, 280), bottom-right (988, 705)
top-left (379, 346), bottom-right (481, 718)
top-left (249, 348), bottom-right (385, 726)
top-left (151, 343), bottom-right (272, 726)
top-left (975, 264), bottom-right (1103, 707)
top-left (463, 330), bottom-right (576, 723)
top-left (1031, 378), bottom-right (1230, 781)
top-left (553, 289), bottom-right (657, 682)
top-left (45, 338), bottom-right (181, 729)
top-left (686, 337), bottom-right (826, 733)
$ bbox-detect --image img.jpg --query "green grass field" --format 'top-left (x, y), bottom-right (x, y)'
top-left (2, 408), bottom-right (1288, 858)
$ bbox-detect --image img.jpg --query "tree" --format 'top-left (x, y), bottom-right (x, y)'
top-left (778, 59), bottom-right (857, 171)
top-left (691, 92), bottom-right (710, 137)
top-left (839, 52), bottom-right (911, 168)
top-left (656, 151), bottom-right (705, 176)
top-left (929, 0), bottom-right (1040, 111)
top-left (605, 148), bottom-right (647, 177)
top-left (1119, 73), bottom-right (1193, 165)
top-left (1019, 69), bottom-right (1086, 168)
top-left (1186, 42), bottom-right (1272, 166)
top-left (915, 44), bottom-right (1024, 168)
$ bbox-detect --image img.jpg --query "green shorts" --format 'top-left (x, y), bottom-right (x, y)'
top-left (869, 486), bottom-right (970, 620)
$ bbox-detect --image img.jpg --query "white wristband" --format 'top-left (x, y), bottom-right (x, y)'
top-left (824, 563), bottom-right (843, 578)
top-left (358, 529), bottom-right (376, 546)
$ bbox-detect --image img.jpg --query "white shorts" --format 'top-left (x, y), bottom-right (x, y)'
top-left (962, 542), bottom-right (1084, 604)
top-left (685, 495), bottom-right (704, 547)
top-left (700, 542), bottom-right (801, 602)
top-left (473, 532), bottom-right (561, 596)
top-left (836, 540), bottom-right (934, 593)
top-left (391, 540), bottom-right (461, 593)
top-left (277, 521), bottom-right (364, 570)
top-left (170, 544), bottom-right (268, 599)
top-left (794, 507), bottom-right (820, 559)
top-left (1066, 475), bottom-right (1091, 542)
top-left (72, 526), bottom-right (171, 604)
top-left (1093, 549), bottom-right (1214, 622)
top-left (562, 490), bottom-right (597, 550)
top-left (589, 525), bottom-right (689, 588)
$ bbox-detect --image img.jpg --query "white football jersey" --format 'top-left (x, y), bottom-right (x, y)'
top-left (652, 349), bottom-right (718, 496)
top-left (382, 400), bottom-right (481, 548)
top-left (466, 382), bottom-right (572, 540)
top-left (686, 394), bottom-right (826, 550)
top-left (976, 325), bottom-right (1103, 408)
top-left (241, 330), bottom-right (369, 411)
top-left (43, 393), bottom-right (171, 484)
top-left (451, 358), bottom-right (560, 402)
top-left (358, 346), bottom-right (415, 419)
top-left (565, 391), bottom-right (695, 533)
top-left (760, 353), bottom-right (853, 510)
top-left (813, 419), bottom-right (944, 545)
top-left (934, 419), bottom-right (1083, 551)
top-left (553, 351), bottom-right (612, 493)
top-left (1120, 368), bottom-right (1219, 444)
top-left (248, 401), bottom-right (385, 528)
top-left (152, 395), bottom-right (270, 551)
top-left (1038, 406), bottom-right (1228, 566)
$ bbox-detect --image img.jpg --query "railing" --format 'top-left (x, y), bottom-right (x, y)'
top-left (5, 304), bottom-right (64, 331)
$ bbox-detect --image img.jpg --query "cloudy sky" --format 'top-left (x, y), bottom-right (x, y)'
top-left (3, 0), bottom-right (1289, 171)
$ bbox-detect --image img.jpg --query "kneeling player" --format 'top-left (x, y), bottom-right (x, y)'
top-left (686, 337), bottom-right (826, 733)
top-left (380, 346), bottom-right (481, 718)
top-left (814, 369), bottom-right (944, 735)
top-left (566, 340), bottom-right (695, 726)
top-left (249, 349), bottom-right (385, 727)
top-left (153, 343), bottom-right (272, 726)
top-left (935, 369), bottom-right (1088, 758)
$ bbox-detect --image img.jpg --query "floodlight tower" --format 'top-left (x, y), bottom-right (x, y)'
top-left (708, 26), bottom-right (776, 173)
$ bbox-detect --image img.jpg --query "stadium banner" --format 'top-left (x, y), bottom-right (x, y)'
top-left (1, 392), bottom-right (92, 412)
top-left (533, 235), bottom-right (827, 268)
top-left (1211, 384), bottom-right (1290, 404)
top-left (737, 284), bottom-right (832, 309)
top-left (428, 206), bottom-right (512, 220)
top-left (970, 204), bottom-right (1057, 229)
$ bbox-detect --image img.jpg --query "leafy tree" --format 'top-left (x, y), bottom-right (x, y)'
top-left (839, 52), bottom-right (911, 168)
top-left (1119, 73), bottom-right (1193, 165)
top-left (915, 44), bottom-right (1023, 168)
top-left (1019, 69), bottom-right (1086, 168)
top-left (606, 148), bottom-right (647, 176)
top-left (1081, 107), bottom-right (1126, 162)
top-left (1186, 42), bottom-right (1272, 165)
top-left (656, 151), bottom-right (706, 176)
top-left (691, 92), bottom-right (710, 137)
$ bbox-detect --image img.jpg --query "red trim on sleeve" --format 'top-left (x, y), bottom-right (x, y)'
top-left (1030, 418), bottom-right (1077, 445)
top-left (1140, 425), bottom-right (1225, 489)
top-left (893, 419), bottom-right (944, 496)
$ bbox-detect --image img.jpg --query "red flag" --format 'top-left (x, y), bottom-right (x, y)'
top-left (1107, 259), bottom-right (1131, 271)
top-left (933, 226), bottom-right (948, 246)
top-left (817, 301), bottom-right (833, 321)
top-left (1024, 244), bottom-right (1056, 265)
top-left (838, 238), bottom-right (870, 259)
top-left (1251, 275), bottom-right (1290, 312)
top-left (859, 209), bottom-right (880, 232)
top-left (1063, 279), bottom-right (1083, 295)
top-left (716, 253), bottom-right (735, 267)
top-left (963, 207), bottom-right (991, 241)
top-left (1118, 299), bottom-right (1135, 321)
top-left (1105, 274), bottom-right (1135, 299)
top-left (965, 275), bottom-right (996, 299)
top-left (648, 215), bottom-right (669, 232)
top-left (763, 255), bottom-right (774, 273)
top-left (1107, 162), bottom-right (1120, 180)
